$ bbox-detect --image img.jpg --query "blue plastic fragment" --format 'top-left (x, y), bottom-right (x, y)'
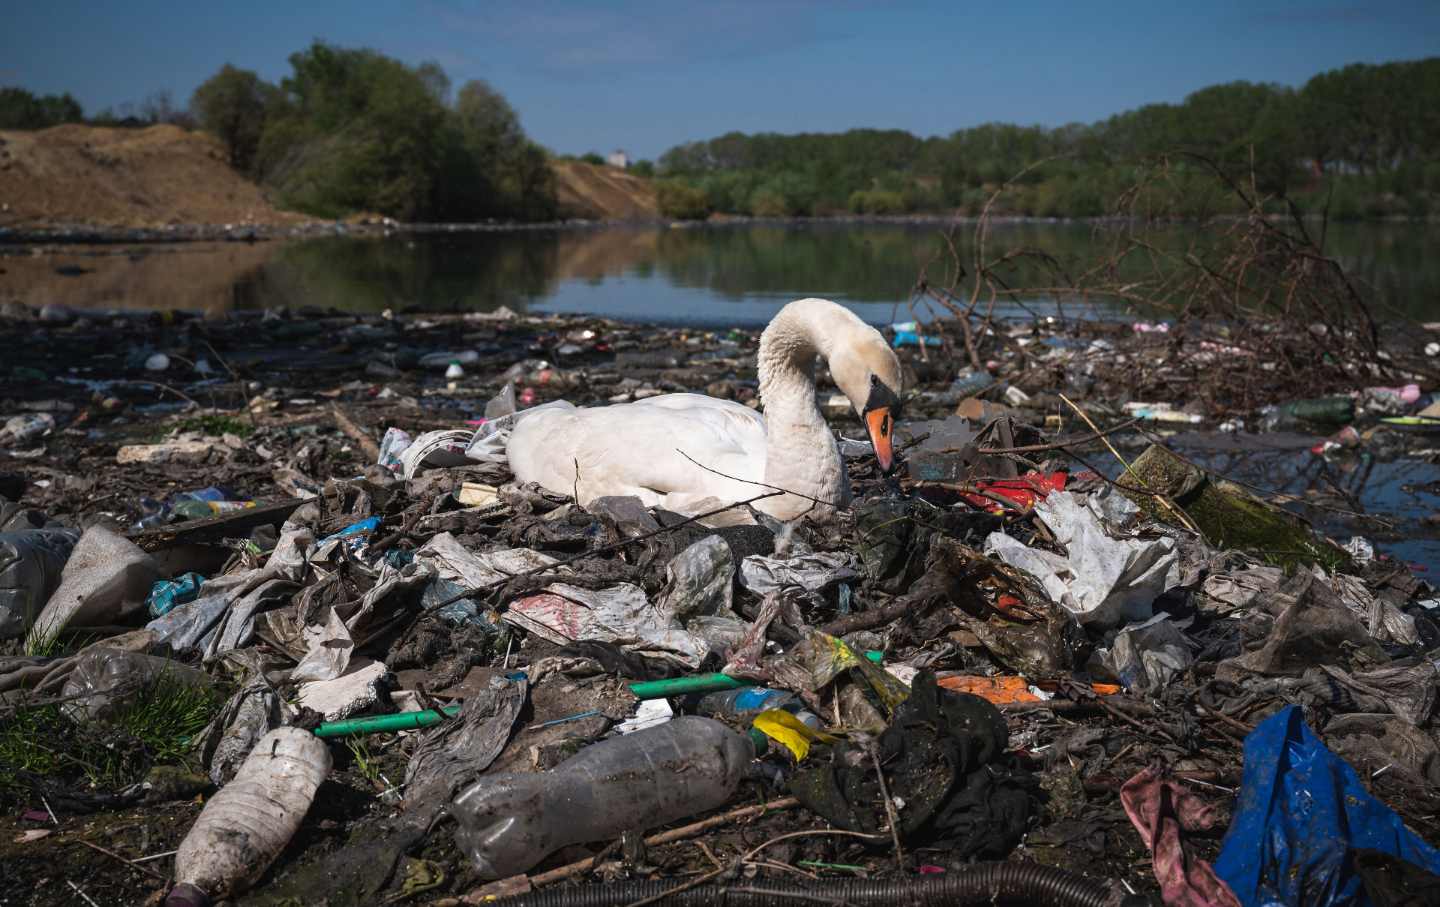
top-left (892, 331), bottom-right (941, 348)
top-left (147, 572), bottom-right (206, 618)
top-left (1214, 705), bottom-right (1440, 907)
top-left (317, 516), bottom-right (382, 552)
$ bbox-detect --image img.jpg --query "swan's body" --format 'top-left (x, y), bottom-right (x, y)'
top-left (507, 298), bottom-right (902, 521)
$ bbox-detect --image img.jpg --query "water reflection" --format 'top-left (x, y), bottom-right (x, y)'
top-left (2, 220), bottom-right (1435, 325)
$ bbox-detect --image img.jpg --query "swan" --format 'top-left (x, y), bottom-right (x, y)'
top-left (506, 298), bottom-right (902, 521)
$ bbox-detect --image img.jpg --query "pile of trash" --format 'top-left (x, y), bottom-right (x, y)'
top-left (3, 301), bottom-right (1440, 907)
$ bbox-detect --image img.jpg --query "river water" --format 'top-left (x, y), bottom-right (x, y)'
top-left (3, 219), bottom-right (1436, 324)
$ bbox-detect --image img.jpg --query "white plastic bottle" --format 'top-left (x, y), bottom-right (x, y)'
top-left (167, 727), bottom-right (331, 906)
top-left (451, 716), bottom-right (754, 879)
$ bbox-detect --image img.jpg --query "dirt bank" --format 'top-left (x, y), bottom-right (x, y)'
top-left (0, 125), bottom-right (305, 229)
top-left (552, 160), bottom-right (658, 221)
top-left (0, 125), bottom-right (660, 231)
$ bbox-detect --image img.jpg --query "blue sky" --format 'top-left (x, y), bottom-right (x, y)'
top-left (4, 1), bottom-right (1437, 160)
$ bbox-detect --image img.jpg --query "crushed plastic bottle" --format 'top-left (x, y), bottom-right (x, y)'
top-left (60, 647), bottom-right (212, 722)
top-left (167, 727), bottom-right (331, 906)
top-left (451, 716), bottom-right (753, 879)
top-left (1258, 396), bottom-right (1356, 431)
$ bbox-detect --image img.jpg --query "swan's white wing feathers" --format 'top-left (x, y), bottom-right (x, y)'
top-left (508, 393), bottom-right (768, 508)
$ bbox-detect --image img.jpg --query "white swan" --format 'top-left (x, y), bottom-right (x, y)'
top-left (506, 298), bottom-right (902, 521)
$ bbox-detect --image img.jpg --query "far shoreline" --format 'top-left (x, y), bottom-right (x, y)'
top-left (2, 211), bottom-right (1436, 248)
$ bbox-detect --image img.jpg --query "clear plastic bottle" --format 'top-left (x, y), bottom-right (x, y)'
top-left (168, 727), bottom-right (331, 906)
top-left (450, 716), bottom-right (754, 880)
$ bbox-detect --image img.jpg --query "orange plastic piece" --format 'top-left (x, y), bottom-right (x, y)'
top-left (937, 675), bottom-right (1122, 704)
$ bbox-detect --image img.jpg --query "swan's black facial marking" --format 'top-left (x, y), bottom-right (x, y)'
top-left (863, 374), bottom-right (901, 418)
top-left (863, 374), bottom-right (900, 474)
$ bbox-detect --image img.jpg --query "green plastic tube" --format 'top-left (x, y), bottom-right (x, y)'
top-left (312, 705), bottom-right (461, 738)
top-left (628, 652), bottom-right (884, 701)
top-left (627, 673), bottom-right (750, 700)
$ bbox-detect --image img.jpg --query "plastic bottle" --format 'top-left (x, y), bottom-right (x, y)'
top-left (1259, 396), bottom-right (1355, 431)
top-left (60, 647), bottom-right (212, 722)
top-left (167, 727), bottom-right (331, 906)
top-left (694, 686), bottom-right (798, 717)
top-left (450, 716), bottom-right (754, 880)
top-left (929, 370), bottom-right (996, 406)
top-left (0, 527), bottom-right (79, 639)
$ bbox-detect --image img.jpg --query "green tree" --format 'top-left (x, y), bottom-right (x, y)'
top-left (0, 87), bottom-right (83, 129)
top-left (657, 180), bottom-right (710, 219)
top-left (190, 65), bottom-right (279, 172)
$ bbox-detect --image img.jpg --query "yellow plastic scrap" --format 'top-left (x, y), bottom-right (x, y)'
top-left (752, 709), bottom-right (837, 761)
top-left (826, 634), bottom-right (911, 715)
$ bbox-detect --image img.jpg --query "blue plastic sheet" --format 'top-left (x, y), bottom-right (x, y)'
top-left (1214, 705), bottom-right (1440, 906)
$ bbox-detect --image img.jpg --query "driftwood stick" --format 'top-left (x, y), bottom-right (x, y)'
top-left (331, 404), bottom-right (382, 462)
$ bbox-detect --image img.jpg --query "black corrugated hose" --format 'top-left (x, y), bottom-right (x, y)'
top-left (499, 861), bottom-right (1129, 907)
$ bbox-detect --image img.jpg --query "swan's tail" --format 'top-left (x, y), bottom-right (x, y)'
top-left (465, 400), bottom-right (575, 468)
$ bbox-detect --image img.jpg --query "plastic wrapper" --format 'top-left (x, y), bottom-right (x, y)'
top-left (402, 673), bottom-right (528, 823)
top-left (504, 582), bottom-right (710, 669)
top-left (0, 526), bottom-right (78, 639)
top-left (1092, 615), bottom-right (1196, 693)
top-left (986, 489), bottom-right (1180, 629)
top-left (415, 532), bottom-right (555, 590)
top-left (399, 429), bottom-right (477, 479)
top-left (192, 674), bottom-right (292, 785)
top-left (739, 551), bottom-right (857, 596)
top-left (26, 525), bottom-right (159, 652)
top-left (293, 560), bottom-right (432, 682)
top-left (660, 535), bottom-right (736, 622)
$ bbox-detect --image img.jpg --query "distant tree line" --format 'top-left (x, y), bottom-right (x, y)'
top-left (0, 86), bottom-right (192, 129)
top-left (655, 57), bottom-right (1440, 221)
top-left (5, 54), bottom-right (1438, 223)
top-left (0, 88), bottom-right (84, 129)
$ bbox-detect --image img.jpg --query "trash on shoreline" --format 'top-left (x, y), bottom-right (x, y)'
top-left (3, 293), bottom-right (1440, 906)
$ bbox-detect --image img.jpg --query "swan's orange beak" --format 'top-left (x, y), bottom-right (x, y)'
top-left (864, 406), bottom-right (895, 474)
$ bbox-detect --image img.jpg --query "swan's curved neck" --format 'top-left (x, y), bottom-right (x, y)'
top-left (757, 305), bottom-right (847, 518)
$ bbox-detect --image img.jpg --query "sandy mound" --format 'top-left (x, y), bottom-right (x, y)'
top-left (553, 160), bottom-right (658, 221)
top-left (0, 124), bottom-right (303, 228)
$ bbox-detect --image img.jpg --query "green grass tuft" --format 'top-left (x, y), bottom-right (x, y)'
top-left (0, 668), bottom-right (223, 799)
top-left (175, 414), bottom-right (255, 438)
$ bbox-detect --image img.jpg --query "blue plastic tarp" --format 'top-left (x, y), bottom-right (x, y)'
top-left (1214, 705), bottom-right (1440, 906)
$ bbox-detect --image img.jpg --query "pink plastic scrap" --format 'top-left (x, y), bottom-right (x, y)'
top-left (1120, 764), bottom-right (1240, 907)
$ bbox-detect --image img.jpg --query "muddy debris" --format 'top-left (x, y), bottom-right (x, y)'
top-left (3, 299), bottom-right (1440, 907)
